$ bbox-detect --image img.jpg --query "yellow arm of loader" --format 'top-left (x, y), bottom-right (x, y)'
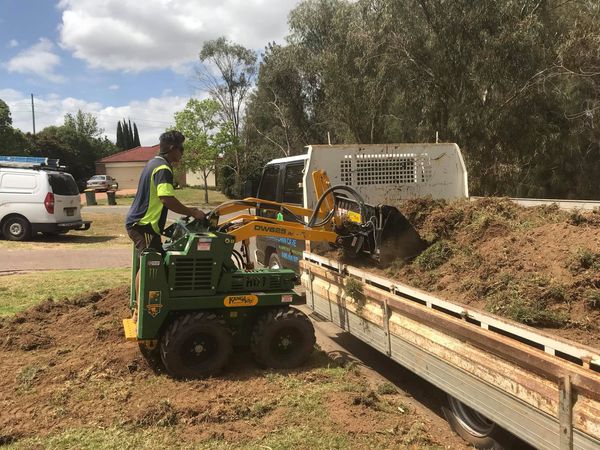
top-left (224, 217), bottom-right (339, 243)
top-left (211, 197), bottom-right (324, 219)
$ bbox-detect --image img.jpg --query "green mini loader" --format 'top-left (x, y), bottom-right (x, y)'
top-left (123, 171), bottom-right (425, 379)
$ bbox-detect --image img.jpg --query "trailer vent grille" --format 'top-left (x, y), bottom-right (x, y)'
top-left (340, 153), bottom-right (432, 186)
top-left (173, 257), bottom-right (213, 290)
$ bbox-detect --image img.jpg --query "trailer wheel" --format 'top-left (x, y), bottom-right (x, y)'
top-left (251, 307), bottom-right (316, 369)
top-left (443, 395), bottom-right (514, 450)
top-left (160, 312), bottom-right (232, 379)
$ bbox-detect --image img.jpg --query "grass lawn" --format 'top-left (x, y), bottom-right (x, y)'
top-left (0, 268), bottom-right (130, 316)
top-left (0, 188), bottom-right (230, 249)
top-left (0, 212), bottom-right (131, 249)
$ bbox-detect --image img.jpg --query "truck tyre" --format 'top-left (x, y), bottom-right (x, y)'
top-left (251, 307), bottom-right (316, 369)
top-left (2, 216), bottom-right (31, 241)
top-left (442, 395), bottom-right (514, 449)
top-left (268, 252), bottom-right (282, 269)
top-left (160, 312), bottom-right (232, 379)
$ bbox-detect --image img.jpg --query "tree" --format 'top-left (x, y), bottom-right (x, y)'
top-left (0, 99), bottom-right (30, 156)
top-left (28, 112), bottom-right (117, 189)
top-left (116, 121), bottom-right (124, 149)
top-left (174, 98), bottom-right (224, 203)
top-left (197, 37), bottom-right (258, 196)
top-left (116, 119), bottom-right (141, 150)
top-left (64, 110), bottom-right (103, 138)
top-left (241, 0), bottom-right (600, 199)
top-left (0, 99), bottom-right (12, 129)
top-left (133, 123), bottom-right (141, 147)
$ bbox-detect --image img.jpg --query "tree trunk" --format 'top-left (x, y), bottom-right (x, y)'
top-left (202, 171), bottom-right (209, 204)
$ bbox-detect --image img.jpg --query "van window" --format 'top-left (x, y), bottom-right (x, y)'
top-left (282, 164), bottom-right (304, 205)
top-left (48, 173), bottom-right (79, 195)
top-left (0, 173), bottom-right (37, 190)
top-left (257, 165), bottom-right (280, 201)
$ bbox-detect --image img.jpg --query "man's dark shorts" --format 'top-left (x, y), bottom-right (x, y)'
top-left (127, 224), bottom-right (163, 255)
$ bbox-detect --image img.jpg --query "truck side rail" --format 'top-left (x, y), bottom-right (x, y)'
top-left (301, 252), bottom-right (600, 450)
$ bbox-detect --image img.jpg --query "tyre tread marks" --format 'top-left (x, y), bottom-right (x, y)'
top-left (251, 307), bottom-right (316, 368)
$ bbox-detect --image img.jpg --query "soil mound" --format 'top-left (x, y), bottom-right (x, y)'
top-left (0, 287), bottom-right (465, 448)
top-left (378, 197), bottom-right (600, 347)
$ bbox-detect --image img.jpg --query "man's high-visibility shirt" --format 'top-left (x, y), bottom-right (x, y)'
top-left (125, 156), bottom-right (175, 234)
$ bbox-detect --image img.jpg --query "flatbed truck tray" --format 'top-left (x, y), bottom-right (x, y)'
top-left (300, 252), bottom-right (600, 450)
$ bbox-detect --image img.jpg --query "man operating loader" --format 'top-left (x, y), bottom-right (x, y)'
top-left (125, 130), bottom-right (205, 316)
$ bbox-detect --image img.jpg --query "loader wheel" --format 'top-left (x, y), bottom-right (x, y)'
top-left (251, 307), bottom-right (316, 369)
top-left (160, 312), bottom-right (232, 379)
top-left (442, 395), bottom-right (514, 449)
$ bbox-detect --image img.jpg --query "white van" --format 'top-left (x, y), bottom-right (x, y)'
top-left (0, 157), bottom-right (91, 241)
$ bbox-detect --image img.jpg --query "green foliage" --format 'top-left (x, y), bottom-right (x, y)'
top-left (173, 98), bottom-right (226, 202)
top-left (116, 121), bottom-right (124, 149)
top-left (484, 274), bottom-right (570, 327)
top-left (198, 37), bottom-right (258, 198)
top-left (243, 0), bottom-right (600, 199)
top-left (569, 248), bottom-right (600, 273)
top-left (30, 113), bottom-right (118, 190)
top-left (415, 240), bottom-right (453, 270)
top-left (116, 118), bottom-right (140, 150)
top-left (344, 277), bottom-right (364, 302)
top-left (585, 290), bottom-right (600, 310)
top-left (0, 99), bottom-right (31, 156)
top-left (0, 98), bottom-right (12, 128)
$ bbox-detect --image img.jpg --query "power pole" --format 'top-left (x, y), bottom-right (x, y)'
top-left (31, 93), bottom-right (36, 136)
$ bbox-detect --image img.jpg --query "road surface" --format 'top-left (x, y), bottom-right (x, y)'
top-left (0, 247), bottom-right (131, 273)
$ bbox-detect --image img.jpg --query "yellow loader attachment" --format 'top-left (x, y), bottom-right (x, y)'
top-left (207, 170), bottom-right (425, 264)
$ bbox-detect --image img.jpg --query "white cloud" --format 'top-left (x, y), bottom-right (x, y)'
top-left (1, 89), bottom-right (193, 146)
top-left (4, 38), bottom-right (64, 83)
top-left (7, 39), bottom-right (19, 48)
top-left (108, 84), bottom-right (119, 90)
top-left (58, 0), bottom-right (299, 72)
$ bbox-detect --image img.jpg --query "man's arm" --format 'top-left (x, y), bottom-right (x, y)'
top-left (160, 196), bottom-right (205, 219)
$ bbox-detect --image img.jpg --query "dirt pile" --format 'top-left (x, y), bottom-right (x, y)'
top-left (0, 287), bottom-right (466, 448)
top-left (374, 197), bottom-right (600, 347)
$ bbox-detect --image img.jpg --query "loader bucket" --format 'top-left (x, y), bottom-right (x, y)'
top-left (333, 195), bottom-right (426, 263)
top-left (376, 205), bottom-right (427, 263)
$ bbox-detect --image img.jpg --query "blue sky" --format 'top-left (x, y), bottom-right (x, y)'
top-left (0, 0), bottom-right (299, 145)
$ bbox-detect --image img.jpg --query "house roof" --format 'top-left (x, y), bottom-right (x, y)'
top-left (98, 144), bottom-right (160, 163)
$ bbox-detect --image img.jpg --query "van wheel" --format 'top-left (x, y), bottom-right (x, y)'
top-left (2, 216), bottom-right (32, 241)
top-left (269, 253), bottom-right (282, 269)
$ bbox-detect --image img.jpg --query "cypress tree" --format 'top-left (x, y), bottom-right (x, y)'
top-left (116, 121), bottom-right (124, 149)
top-left (128, 119), bottom-right (134, 147)
top-left (122, 119), bottom-right (131, 149)
top-left (133, 123), bottom-right (141, 147)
